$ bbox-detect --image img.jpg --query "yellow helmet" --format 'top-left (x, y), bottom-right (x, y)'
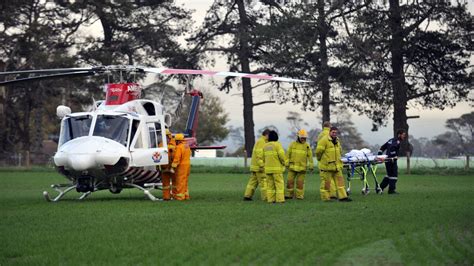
top-left (165, 129), bottom-right (172, 136)
top-left (175, 133), bottom-right (185, 141)
top-left (297, 129), bottom-right (308, 138)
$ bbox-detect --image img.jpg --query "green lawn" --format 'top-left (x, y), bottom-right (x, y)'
top-left (0, 171), bottom-right (473, 265)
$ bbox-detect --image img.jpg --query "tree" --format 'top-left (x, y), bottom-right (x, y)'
top-left (256, 1), bottom-right (368, 123)
top-left (68, 0), bottom-right (194, 68)
top-left (0, 1), bottom-right (87, 160)
top-left (434, 112), bottom-right (474, 157)
top-left (228, 126), bottom-right (245, 147)
top-left (343, 1), bottom-right (472, 153)
top-left (190, 0), bottom-right (277, 157)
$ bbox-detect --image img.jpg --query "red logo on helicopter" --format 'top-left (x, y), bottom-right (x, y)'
top-left (152, 151), bottom-right (162, 163)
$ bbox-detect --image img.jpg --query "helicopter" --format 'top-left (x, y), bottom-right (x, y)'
top-left (0, 65), bottom-right (310, 202)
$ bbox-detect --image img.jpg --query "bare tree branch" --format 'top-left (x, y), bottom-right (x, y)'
top-left (253, 100), bottom-right (275, 106)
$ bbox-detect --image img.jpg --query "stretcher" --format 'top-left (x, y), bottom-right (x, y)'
top-left (341, 149), bottom-right (395, 195)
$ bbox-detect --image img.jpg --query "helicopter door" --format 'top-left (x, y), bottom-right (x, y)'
top-left (129, 117), bottom-right (168, 167)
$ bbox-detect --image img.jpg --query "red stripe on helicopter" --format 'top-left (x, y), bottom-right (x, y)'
top-left (243, 74), bottom-right (273, 80)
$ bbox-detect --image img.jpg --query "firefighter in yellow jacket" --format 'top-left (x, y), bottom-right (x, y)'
top-left (317, 121), bottom-right (337, 199)
top-left (315, 126), bottom-right (352, 202)
top-left (263, 130), bottom-right (287, 203)
top-left (171, 134), bottom-right (191, 201)
top-left (285, 129), bottom-right (314, 200)
top-left (244, 129), bottom-right (270, 201)
top-left (160, 129), bottom-right (176, 200)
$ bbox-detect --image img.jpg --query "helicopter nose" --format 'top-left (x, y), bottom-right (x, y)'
top-left (67, 154), bottom-right (96, 171)
top-left (54, 136), bottom-right (128, 171)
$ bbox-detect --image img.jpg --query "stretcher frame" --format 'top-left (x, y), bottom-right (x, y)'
top-left (343, 157), bottom-right (397, 195)
top-left (343, 160), bottom-right (382, 195)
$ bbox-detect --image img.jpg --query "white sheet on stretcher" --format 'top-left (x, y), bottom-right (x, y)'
top-left (341, 149), bottom-right (387, 163)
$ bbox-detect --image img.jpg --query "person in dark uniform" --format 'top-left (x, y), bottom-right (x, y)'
top-left (378, 129), bottom-right (407, 194)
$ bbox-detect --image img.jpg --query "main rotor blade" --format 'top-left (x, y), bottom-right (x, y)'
top-left (142, 68), bottom-right (312, 83)
top-left (0, 71), bottom-right (96, 85)
top-left (0, 67), bottom-right (96, 76)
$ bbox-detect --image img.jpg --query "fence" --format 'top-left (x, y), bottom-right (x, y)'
top-left (191, 156), bottom-right (473, 169)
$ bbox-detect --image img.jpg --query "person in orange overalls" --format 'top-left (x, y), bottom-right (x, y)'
top-left (160, 129), bottom-right (176, 200)
top-left (171, 134), bottom-right (191, 201)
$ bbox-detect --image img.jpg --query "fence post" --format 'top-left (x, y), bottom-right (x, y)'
top-left (466, 155), bottom-right (470, 170)
top-left (406, 151), bottom-right (411, 174)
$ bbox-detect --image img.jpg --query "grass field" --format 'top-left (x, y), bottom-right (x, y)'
top-left (0, 170), bottom-right (473, 265)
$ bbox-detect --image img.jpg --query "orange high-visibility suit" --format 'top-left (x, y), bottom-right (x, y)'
top-left (160, 135), bottom-right (176, 200)
top-left (171, 139), bottom-right (191, 201)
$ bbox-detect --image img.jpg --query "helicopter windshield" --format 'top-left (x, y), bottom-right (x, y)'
top-left (93, 115), bottom-right (130, 146)
top-left (60, 115), bottom-right (93, 146)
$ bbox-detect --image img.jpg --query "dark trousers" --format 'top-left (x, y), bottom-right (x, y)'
top-left (380, 161), bottom-right (398, 193)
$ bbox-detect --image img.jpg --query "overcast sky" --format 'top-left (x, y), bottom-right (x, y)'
top-left (172, 0), bottom-right (473, 149)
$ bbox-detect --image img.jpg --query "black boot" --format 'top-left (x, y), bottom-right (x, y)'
top-left (380, 177), bottom-right (389, 191)
top-left (388, 179), bottom-right (398, 194)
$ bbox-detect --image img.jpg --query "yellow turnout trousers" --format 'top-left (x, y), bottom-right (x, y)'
top-left (266, 173), bottom-right (285, 203)
top-left (320, 170), bottom-right (348, 201)
top-left (285, 170), bottom-right (306, 199)
top-left (244, 171), bottom-right (267, 200)
top-left (319, 169), bottom-right (337, 198)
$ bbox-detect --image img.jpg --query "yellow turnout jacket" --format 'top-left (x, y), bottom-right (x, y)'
top-left (287, 141), bottom-right (314, 172)
top-left (250, 136), bottom-right (267, 172)
top-left (263, 141), bottom-right (287, 174)
top-left (315, 135), bottom-right (343, 172)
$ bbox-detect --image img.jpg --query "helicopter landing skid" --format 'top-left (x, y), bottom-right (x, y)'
top-left (125, 183), bottom-right (163, 201)
top-left (43, 184), bottom-right (76, 202)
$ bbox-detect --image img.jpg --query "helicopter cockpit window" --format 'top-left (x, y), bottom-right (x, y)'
top-left (93, 115), bottom-right (130, 146)
top-left (147, 122), bottom-right (163, 148)
top-left (60, 115), bottom-right (92, 145)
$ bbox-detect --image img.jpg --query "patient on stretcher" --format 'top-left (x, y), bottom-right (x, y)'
top-left (341, 148), bottom-right (387, 163)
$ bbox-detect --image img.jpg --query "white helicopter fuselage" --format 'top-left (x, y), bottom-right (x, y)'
top-left (53, 99), bottom-right (170, 192)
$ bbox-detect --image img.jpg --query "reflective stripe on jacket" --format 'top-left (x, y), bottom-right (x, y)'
top-left (263, 141), bottom-right (287, 174)
top-left (315, 135), bottom-right (342, 171)
top-left (250, 136), bottom-right (267, 172)
top-left (287, 141), bottom-right (314, 172)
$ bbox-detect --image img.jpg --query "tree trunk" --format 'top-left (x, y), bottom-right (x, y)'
top-left (389, 0), bottom-right (409, 151)
top-left (97, 6), bottom-right (114, 65)
top-left (22, 91), bottom-right (32, 162)
top-left (33, 87), bottom-right (44, 153)
top-left (236, 0), bottom-right (255, 157)
top-left (317, 0), bottom-right (331, 123)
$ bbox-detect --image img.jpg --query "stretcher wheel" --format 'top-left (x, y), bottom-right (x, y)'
top-left (361, 188), bottom-right (369, 195)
